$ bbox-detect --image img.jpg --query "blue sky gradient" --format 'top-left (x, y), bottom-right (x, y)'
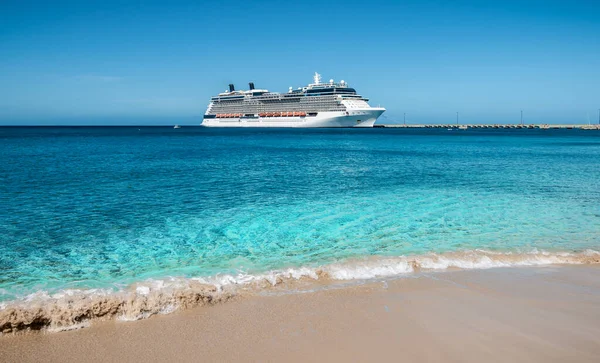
top-left (1, 0), bottom-right (599, 125)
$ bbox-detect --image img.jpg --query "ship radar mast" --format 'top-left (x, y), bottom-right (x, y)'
top-left (313, 72), bottom-right (321, 85)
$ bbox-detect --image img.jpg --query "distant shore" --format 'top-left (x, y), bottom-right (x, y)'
top-left (2, 265), bottom-right (600, 363)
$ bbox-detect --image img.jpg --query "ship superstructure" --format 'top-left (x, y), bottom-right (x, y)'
top-left (201, 73), bottom-right (385, 127)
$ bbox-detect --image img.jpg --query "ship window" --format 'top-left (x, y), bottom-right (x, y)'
top-left (306, 88), bottom-right (335, 94)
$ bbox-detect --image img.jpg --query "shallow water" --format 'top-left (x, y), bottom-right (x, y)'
top-left (1, 127), bottom-right (599, 321)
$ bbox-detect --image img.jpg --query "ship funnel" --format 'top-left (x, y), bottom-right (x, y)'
top-left (249, 82), bottom-right (255, 90)
top-left (228, 84), bottom-right (235, 92)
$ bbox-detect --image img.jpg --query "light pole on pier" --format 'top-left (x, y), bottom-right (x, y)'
top-left (404, 112), bottom-right (406, 125)
top-left (456, 112), bottom-right (459, 125)
top-left (520, 110), bottom-right (523, 125)
top-left (598, 109), bottom-right (599, 125)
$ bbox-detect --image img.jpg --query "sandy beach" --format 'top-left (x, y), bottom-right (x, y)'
top-left (2, 264), bottom-right (600, 362)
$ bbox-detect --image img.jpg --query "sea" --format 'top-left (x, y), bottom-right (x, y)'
top-left (1, 126), bottom-right (599, 331)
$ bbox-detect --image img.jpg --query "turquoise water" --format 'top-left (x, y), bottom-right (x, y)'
top-left (1, 127), bottom-right (599, 302)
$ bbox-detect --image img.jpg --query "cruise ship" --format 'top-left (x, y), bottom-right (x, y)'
top-left (201, 73), bottom-right (385, 128)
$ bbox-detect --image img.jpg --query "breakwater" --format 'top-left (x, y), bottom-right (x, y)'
top-left (376, 124), bottom-right (600, 129)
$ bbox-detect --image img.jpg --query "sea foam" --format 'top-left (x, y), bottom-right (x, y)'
top-left (1, 249), bottom-right (599, 334)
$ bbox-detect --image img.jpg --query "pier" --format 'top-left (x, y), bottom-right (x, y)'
top-left (375, 124), bottom-right (600, 130)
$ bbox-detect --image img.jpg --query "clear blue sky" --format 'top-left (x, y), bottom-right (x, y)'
top-left (1, 0), bottom-right (599, 125)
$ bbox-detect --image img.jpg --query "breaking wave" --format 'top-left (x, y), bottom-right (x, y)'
top-left (1, 249), bottom-right (599, 334)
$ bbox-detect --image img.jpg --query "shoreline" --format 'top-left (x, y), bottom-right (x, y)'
top-left (1, 249), bottom-right (599, 334)
top-left (2, 264), bottom-right (600, 362)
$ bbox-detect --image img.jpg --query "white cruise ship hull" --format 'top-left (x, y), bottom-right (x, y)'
top-left (201, 108), bottom-right (385, 128)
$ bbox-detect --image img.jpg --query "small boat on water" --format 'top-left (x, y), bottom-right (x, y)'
top-left (174, 125), bottom-right (181, 129)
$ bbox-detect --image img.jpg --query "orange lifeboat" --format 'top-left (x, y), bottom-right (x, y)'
top-left (259, 113), bottom-right (266, 117)
top-left (299, 112), bottom-right (306, 117)
top-left (266, 112), bottom-right (273, 117)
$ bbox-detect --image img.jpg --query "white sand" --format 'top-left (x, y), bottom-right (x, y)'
top-left (2, 265), bottom-right (600, 362)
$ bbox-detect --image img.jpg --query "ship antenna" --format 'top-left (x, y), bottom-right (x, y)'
top-left (314, 72), bottom-right (321, 85)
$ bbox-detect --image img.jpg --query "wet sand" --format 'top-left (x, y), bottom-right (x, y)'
top-left (2, 265), bottom-right (600, 362)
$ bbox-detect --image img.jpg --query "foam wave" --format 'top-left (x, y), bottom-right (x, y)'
top-left (0, 281), bottom-right (234, 334)
top-left (323, 249), bottom-right (600, 279)
top-left (1, 249), bottom-right (599, 334)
